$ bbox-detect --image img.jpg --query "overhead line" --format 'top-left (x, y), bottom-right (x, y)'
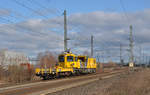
top-left (27, 0), bottom-right (61, 16)
top-left (12, 0), bottom-right (49, 19)
top-left (0, 17), bottom-right (14, 23)
top-left (10, 0), bottom-right (64, 34)
top-left (119, 0), bottom-right (130, 24)
top-left (12, 10), bottom-right (28, 20)
top-left (27, 0), bottom-right (64, 27)
top-left (0, 16), bottom-right (64, 44)
top-left (0, 17), bottom-right (46, 35)
top-left (27, 0), bottom-right (81, 39)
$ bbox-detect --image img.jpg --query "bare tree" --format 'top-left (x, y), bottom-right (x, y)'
top-left (36, 51), bottom-right (57, 68)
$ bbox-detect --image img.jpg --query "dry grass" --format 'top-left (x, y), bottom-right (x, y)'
top-left (96, 63), bottom-right (104, 73)
top-left (0, 51), bottom-right (57, 84)
top-left (0, 65), bottom-right (34, 83)
top-left (49, 68), bottom-right (150, 95)
top-left (104, 69), bottom-right (150, 95)
top-left (0, 65), bottom-right (4, 80)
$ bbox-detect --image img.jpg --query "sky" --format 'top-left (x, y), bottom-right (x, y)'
top-left (0, 0), bottom-right (150, 63)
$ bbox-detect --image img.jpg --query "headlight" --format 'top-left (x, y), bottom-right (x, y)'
top-left (52, 71), bottom-right (55, 74)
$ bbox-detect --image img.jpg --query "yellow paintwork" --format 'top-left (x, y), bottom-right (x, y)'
top-left (86, 58), bottom-right (97, 68)
top-left (35, 68), bottom-right (40, 74)
top-left (77, 55), bottom-right (96, 69)
top-left (35, 68), bottom-right (52, 74)
top-left (58, 52), bottom-right (80, 69)
top-left (35, 51), bottom-right (97, 75)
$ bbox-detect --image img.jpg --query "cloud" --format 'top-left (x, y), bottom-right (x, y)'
top-left (0, 9), bottom-right (11, 16)
top-left (0, 19), bottom-right (64, 56)
top-left (0, 9), bottom-right (150, 62)
top-left (67, 9), bottom-right (150, 62)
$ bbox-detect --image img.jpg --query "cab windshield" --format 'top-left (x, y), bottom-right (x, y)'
top-left (58, 55), bottom-right (64, 62)
top-left (67, 56), bottom-right (74, 62)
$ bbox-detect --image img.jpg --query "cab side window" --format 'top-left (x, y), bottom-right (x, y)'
top-left (67, 56), bottom-right (74, 62)
top-left (58, 55), bottom-right (64, 62)
top-left (75, 57), bottom-right (78, 62)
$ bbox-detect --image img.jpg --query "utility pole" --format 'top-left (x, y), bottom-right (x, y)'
top-left (120, 43), bottom-right (123, 65)
top-left (129, 25), bottom-right (134, 67)
top-left (101, 51), bottom-right (104, 63)
top-left (139, 46), bottom-right (142, 66)
top-left (149, 56), bottom-right (150, 66)
top-left (146, 55), bottom-right (148, 66)
top-left (64, 10), bottom-right (68, 51)
top-left (143, 52), bottom-right (145, 65)
top-left (96, 52), bottom-right (100, 62)
top-left (91, 35), bottom-right (93, 57)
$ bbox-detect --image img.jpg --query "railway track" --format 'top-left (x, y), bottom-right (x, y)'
top-left (0, 68), bottom-right (127, 95)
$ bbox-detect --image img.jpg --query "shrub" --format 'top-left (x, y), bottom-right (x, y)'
top-left (1, 65), bottom-right (34, 83)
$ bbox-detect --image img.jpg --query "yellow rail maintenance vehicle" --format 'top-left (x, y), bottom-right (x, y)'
top-left (35, 50), bottom-right (97, 80)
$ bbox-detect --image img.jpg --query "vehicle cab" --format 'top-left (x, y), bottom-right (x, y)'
top-left (58, 51), bottom-right (79, 68)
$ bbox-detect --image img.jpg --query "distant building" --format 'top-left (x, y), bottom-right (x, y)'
top-left (0, 50), bottom-right (29, 69)
top-left (29, 57), bottom-right (39, 64)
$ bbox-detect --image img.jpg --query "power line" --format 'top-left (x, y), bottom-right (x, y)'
top-left (0, 17), bottom-right (14, 23)
top-left (11, 10), bottom-right (28, 20)
top-left (0, 17), bottom-right (47, 36)
top-left (27, 0), bottom-right (61, 16)
top-left (2, 11), bottom-right (26, 23)
top-left (0, 10), bottom-right (64, 42)
top-left (0, 13), bottom-right (38, 34)
top-left (13, 0), bottom-right (63, 25)
top-left (26, 0), bottom-right (64, 27)
top-left (119, 0), bottom-right (130, 24)
top-left (9, 0), bottom-right (64, 35)
top-left (27, 0), bottom-right (80, 39)
top-left (0, 17), bottom-right (64, 46)
top-left (12, 0), bottom-right (49, 19)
